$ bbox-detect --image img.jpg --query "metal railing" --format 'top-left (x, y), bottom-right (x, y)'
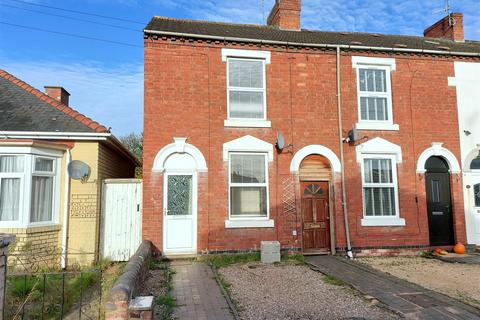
top-left (4, 268), bottom-right (102, 320)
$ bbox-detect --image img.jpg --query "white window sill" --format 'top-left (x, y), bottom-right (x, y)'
top-left (224, 119), bottom-right (271, 128)
top-left (0, 222), bottom-right (59, 230)
top-left (355, 122), bottom-right (399, 131)
top-left (361, 217), bottom-right (405, 227)
top-left (225, 219), bottom-right (274, 228)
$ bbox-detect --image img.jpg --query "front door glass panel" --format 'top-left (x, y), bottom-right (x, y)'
top-left (474, 183), bottom-right (480, 207)
top-left (167, 175), bottom-right (192, 216)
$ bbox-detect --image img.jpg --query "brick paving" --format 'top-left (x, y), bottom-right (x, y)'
top-left (170, 261), bottom-right (234, 320)
top-left (307, 255), bottom-right (480, 320)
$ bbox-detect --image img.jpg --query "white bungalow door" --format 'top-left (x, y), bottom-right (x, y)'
top-left (163, 173), bottom-right (197, 255)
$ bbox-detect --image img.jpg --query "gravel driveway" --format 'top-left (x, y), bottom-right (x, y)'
top-left (219, 263), bottom-right (399, 320)
top-left (358, 256), bottom-right (480, 309)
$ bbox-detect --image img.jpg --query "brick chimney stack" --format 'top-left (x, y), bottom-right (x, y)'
top-left (267, 0), bottom-right (301, 31)
top-left (424, 13), bottom-right (464, 42)
top-left (44, 86), bottom-right (70, 106)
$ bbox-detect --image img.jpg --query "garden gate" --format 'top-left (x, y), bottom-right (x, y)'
top-left (101, 179), bottom-right (142, 262)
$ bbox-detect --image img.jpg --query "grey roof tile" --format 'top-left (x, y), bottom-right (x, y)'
top-left (145, 17), bottom-right (480, 55)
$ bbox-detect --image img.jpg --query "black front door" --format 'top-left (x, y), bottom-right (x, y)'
top-left (425, 172), bottom-right (454, 246)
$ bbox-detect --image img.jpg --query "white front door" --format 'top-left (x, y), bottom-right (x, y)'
top-left (163, 173), bottom-right (197, 255)
top-left (471, 179), bottom-right (480, 245)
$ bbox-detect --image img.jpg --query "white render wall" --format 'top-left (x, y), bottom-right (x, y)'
top-left (453, 61), bottom-right (480, 246)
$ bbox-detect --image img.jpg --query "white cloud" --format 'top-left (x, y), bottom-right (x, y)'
top-left (0, 57), bottom-right (143, 136)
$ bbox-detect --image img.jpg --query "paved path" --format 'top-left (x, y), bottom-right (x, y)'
top-left (170, 260), bottom-right (234, 320)
top-left (435, 253), bottom-right (480, 264)
top-left (307, 255), bottom-right (480, 320)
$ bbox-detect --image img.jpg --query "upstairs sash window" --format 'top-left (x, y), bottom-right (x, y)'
top-left (227, 58), bottom-right (266, 120)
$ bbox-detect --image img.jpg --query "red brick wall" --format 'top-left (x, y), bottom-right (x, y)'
top-left (143, 37), bottom-right (470, 254)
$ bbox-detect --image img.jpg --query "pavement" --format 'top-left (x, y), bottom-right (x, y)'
top-left (170, 260), bottom-right (234, 320)
top-left (306, 255), bottom-right (480, 320)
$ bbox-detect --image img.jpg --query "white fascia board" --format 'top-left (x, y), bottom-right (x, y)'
top-left (0, 131), bottom-right (110, 140)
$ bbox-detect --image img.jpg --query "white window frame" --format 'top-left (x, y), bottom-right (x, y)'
top-left (359, 153), bottom-right (404, 227)
top-left (226, 152), bottom-right (273, 228)
top-left (352, 56), bottom-right (399, 131)
top-left (0, 154), bottom-right (25, 227)
top-left (0, 147), bottom-right (61, 228)
top-left (222, 48), bottom-right (271, 128)
top-left (29, 156), bottom-right (58, 226)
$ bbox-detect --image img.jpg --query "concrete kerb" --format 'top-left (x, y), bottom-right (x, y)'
top-left (209, 263), bottom-right (241, 320)
top-left (105, 240), bottom-right (152, 320)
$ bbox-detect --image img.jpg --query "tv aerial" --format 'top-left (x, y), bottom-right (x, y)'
top-left (433, 0), bottom-right (455, 26)
top-left (67, 160), bottom-right (91, 183)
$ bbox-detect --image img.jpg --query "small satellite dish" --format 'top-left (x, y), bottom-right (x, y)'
top-left (276, 132), bottom-right (285, 151)
top-left (347, 128), bottom-right (359, 143)
top-left (68, 160), bottom-right (91, 182)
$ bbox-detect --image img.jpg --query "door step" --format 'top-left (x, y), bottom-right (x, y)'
top-left (303, 250), bottom-right (330, 256)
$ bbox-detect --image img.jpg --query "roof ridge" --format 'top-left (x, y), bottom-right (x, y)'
top-left (152, 15), bottom-right (276, 30)
top-left (0, 69), bottom-right (109, 133)
top-left (148, 16), bottom-right (480, 47)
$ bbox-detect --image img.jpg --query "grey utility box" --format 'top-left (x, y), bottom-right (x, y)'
top-left (261, 241), bottom-right (281, 263)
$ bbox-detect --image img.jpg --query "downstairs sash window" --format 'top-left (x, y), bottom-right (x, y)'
top-left (362, 157), bottom-right (398, 217)
top-left (229, 153), bottom-right (268, 218)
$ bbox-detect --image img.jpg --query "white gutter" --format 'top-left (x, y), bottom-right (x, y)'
top-left (0, 131), bottom-right (111, 140)
top-left (61, 148), bottom-right (71, 269)
top-left (144, 29), bottom-right (480, 57)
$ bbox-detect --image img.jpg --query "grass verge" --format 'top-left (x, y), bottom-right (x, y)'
top-left (323, 274), bottom-right (346, 286)
top-left (200, 252), bottom-right (261, 269)
top-left (150, 259), bottom-right (176, 319)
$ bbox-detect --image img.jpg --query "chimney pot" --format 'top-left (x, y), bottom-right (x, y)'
top-left (267, 0), bottom-right (301, 31)
top-left (44, 86), bottom-right (70, 106)
top-left (424, 13), bottom-right (464, 42)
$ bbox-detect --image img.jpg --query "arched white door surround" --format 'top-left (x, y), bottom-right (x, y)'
top-left (290, 145), bottom-right (341, 173)
top-left (153, 137), bottom-right (207, 172)
top-left (463, 146), bottom-right (480, 173)
top-left (416, 142), bottom-right (461, 174)
top-left (153, 138), bottom-right (207, 256)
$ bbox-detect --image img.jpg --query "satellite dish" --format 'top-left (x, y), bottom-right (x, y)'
top-left (68, 160), bottom-right (91, 182)
top-left (276, 132), bottom-right (285, 151)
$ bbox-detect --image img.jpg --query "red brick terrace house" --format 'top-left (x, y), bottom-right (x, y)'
top-left (143, 0), bottom-right (480, 256)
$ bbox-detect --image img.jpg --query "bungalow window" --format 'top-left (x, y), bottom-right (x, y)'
top-left (227, 58), bottom-right (266, 120)
top-left (31, 158), bottom-right (55, 222)
top-left (0, 155), bottom-right (24, 222)
top-left (229, 153), bottom-right (268, 218)
top-left (0, 151), bottom-right (60, 227)
top-left (362, 157), bottom-right (398, 217)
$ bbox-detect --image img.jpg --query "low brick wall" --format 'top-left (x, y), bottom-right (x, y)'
top-left (2, 225), bottom-right (61, 270)
top-left (105, 240), bottom-right (152, 320)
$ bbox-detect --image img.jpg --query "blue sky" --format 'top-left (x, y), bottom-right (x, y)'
top-left (1, 0), bottom-right (479, 136)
